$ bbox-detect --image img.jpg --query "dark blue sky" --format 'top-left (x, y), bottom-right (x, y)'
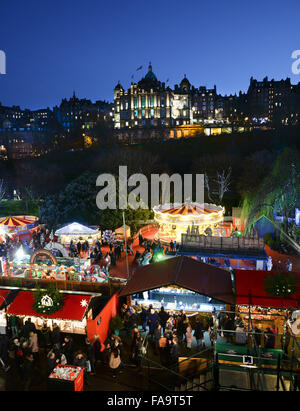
top-left (0, 0), bottom-right (299, 109)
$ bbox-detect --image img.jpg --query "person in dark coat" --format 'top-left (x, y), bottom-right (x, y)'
top-left (93, 334), bottom-right (104, 365)
top-left (47, 350), bottom-right (60, 374)
top-left (154, 323), bottom-right (162, 355)
top-left (50, 323), bottom-right (61, 349)
top-left (223, 315), bottom-right (235, 343)
top-left (194, 317), bottom-right (205, 350)
top-left (158, 307), bottom-right (169, 333)
top-left (253, 326), bottom-right (262, 348)
top-left (176, 311), bottom-right (185, 343)
top-left (148, 309), bottom-right (159, 339)
top-left (0, 334), bottom-right (10, 371)
top-left (23, 353), bottom-right (35, 390)
top-left (21, 318), bottom-right (36, 340)
top-left (73, 351), bottom-right (88, 385)
top-left (264, 328), bottom-right (275, 349)
top-left (133, 335), bottom-right (143, 373)
top-left (40, 322), bottom-right (51, 349)
top-left (140, 305), bottom-right (148, 332)
top-left (169, 337), bottom-right (179, 370)
top-left (281, 329), bottom-right (291, 357)
top-left (85, 338), bottom-right (96, 375)
top-left (61, 336), bottom-right (74, 364)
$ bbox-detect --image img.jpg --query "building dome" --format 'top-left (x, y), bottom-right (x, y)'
top-left (180, 75), bottom-right (191, 91)
top-left (144, 62), bottom-right (157, 82)
top-left (114, 81), bottom-right (123, 91)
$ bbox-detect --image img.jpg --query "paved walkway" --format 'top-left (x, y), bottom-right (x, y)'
top-left (265, 245), bottom-right (300, 272)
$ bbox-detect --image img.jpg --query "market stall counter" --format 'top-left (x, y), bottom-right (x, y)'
top-left (47, 364), bottom-right (84, 391)
top-left (216, 342), bottom-right (284, 372)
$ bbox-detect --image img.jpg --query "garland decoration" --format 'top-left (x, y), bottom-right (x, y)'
top-left (33, 284), bottom-right (64, 315)
top-left (264, 271), bottom-right (298, 298)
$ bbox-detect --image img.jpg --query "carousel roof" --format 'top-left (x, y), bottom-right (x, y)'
top-left (55, 222), bottom-right (99, 236)
top-left (153, 202), bottom-right (223, 217)
top-left (0, 215), bottom-right (38, 227)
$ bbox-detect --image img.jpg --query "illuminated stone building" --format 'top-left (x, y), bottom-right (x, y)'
top-left (113, 63), bottom-right (220, 142)
top-left (114, 66), bottom-right (300, 142)
top-left (246, 76), bottom-right (300, 125)
top-left (53, 92), bottom-right (112, 132)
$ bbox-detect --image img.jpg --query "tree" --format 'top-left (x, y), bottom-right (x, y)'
top-left (204, 167), bottom-right (232, 204)
top-left (243, 148), bottom-right (300, 234)
top-left (39, 171), bottom-right (153, 233)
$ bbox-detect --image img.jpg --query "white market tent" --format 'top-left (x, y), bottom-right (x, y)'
top-left (55, 222), bottom-right (101, 245)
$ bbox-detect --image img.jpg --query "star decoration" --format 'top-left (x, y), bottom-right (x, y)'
top-left (80, 299), bottom-right (88, 308)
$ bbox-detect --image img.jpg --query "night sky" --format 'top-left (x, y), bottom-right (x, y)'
top-left (0, 0), bottom-right (299, 109)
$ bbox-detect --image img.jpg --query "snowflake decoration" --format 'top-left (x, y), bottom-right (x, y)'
top-left (80, 299), bottom-right (88, 308)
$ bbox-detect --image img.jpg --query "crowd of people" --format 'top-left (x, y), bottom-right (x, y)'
top-left (0, 301), bottom-right (295, 390)
top-left (119, 303), bottom-right (293, 367)
top-left (0, 314), bottom-right (137, 389)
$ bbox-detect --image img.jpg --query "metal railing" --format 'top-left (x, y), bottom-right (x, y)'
top-left (211, 308), bottom-right (300, 391)
top-left (139, 331), bottom-right (213, 391)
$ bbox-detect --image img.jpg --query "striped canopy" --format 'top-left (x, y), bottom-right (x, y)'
top-left (154, 202), bottom-right (224, 217)
top-left (161, 204), bottom-right (214, 216)
top-left (0, 215), bottom-right (38, 227)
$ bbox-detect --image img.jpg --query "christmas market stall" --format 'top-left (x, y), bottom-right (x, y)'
top-left (114, 224), bottom-right (131, 240)
top-left (119, 255), bottom-right (234, 314)
top-left (234, 269), bottom-right (300, 336)
top-left (6, 288), bottom-right (94, 335)
top-left (4, 287), bottom-right (119, 345)
top-left (55, 222), bottom-right (101, 247)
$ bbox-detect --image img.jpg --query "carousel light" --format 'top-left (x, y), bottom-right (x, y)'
top-left (0, 227), bottom-right (6, 236)
top-left (15, 246), bottom-right (25, 260)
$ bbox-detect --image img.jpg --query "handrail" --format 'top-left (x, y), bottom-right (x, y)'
top-left (167, 347), bottom-right (212, 372)
top-left (139, 343), bottom-right (213, 391)
top-left (141, 355), bottom-right (213, 392)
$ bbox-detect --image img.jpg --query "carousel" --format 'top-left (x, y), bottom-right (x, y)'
top-left (153, 202), bottom-right (225, 243)
top-left (0, 215), bottom-right (39, 240)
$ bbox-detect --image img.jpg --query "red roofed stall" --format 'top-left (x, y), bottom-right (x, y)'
top-left (5, 290), bottom-right (118, 345)
top-left (234, 269), bottom-right (300, 309)
top-left (6, 291), bottom-right (93, 335)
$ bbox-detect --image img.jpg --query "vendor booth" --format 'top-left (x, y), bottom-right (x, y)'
top-left (3, 288), bottom-right (119, 345)
top-left (55, 222), bottom-right (101, 246)
top-left (234, 269), bottom-right (300, 335)
top-left (6, 290), bottom-right (94, 334)
top-left (119, 255), bottom-right (234, 313)
top-left (115, 224), bottom-right (131, 240)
